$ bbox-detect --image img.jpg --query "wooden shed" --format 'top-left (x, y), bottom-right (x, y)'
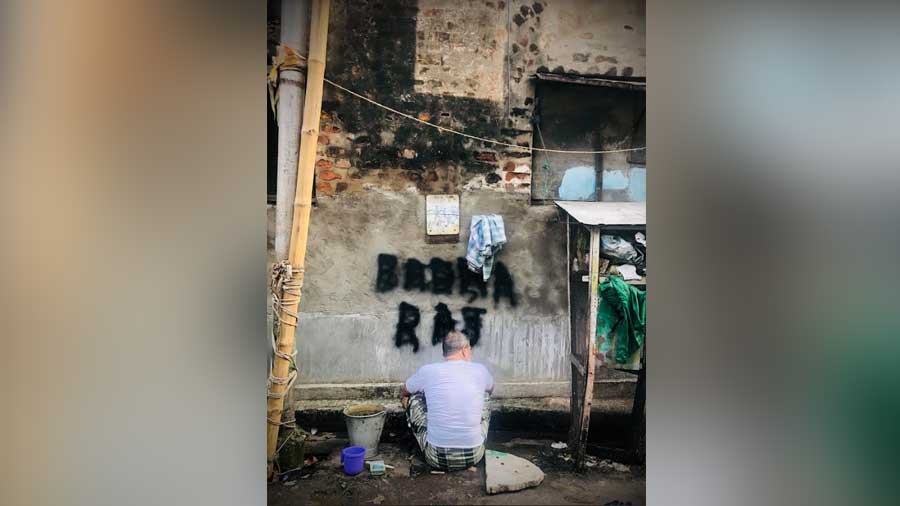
top-left (555, 201), bottom-right (646, 468)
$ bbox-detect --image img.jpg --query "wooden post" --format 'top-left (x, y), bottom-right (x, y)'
top-left (267, 0), bottom-right (330, 477)
top-left (572, 228), bottom-right (600, 468)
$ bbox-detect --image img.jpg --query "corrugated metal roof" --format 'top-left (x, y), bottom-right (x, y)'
top-left (554, 201), bottom-right (646, 226)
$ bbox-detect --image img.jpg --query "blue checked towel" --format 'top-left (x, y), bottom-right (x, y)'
top-left (466, 215), bottom-right (506, 281)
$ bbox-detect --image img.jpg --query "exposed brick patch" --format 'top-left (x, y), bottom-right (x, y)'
top-left (335, 158), bottom-right (351, 169)
top-left (317, 135), bottom-right (330, 145)
top-left (316, 182), bottom-right (334, 196)
top-left (475, 151), bottom-right (497, 162)
top-left (322, 125), bottom-right (342, 134)
top-left (316, 159), bottom-right (334, 169)
top-left (319, 169), bottom-right (342, 181)
top-left (503, 161), bottom-right (516, 171)
top-left (505, 172), bottom-right (529, 181)
top-left (417, 112), bottom-right (431, 122)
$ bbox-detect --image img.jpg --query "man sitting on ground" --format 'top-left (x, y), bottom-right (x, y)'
top-left (401, 331), bottom-right (494, 471)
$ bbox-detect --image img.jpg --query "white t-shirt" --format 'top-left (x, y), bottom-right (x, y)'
top-left (405, 360), bottom-right (494, 448)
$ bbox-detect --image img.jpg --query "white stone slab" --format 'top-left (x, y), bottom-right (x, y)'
top-left (485, 450), bottom-right (544, 495)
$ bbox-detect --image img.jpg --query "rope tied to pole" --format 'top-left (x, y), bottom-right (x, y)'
top-left (268, 260), bottom-right (304, 426)
top-left (268, 45), bottom-right (308, 123)
top-left (271, 261), bottom-right (304, 327)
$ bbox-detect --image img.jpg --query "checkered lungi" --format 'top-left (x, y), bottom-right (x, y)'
top-left (406, 392), bottom-right (491, 471)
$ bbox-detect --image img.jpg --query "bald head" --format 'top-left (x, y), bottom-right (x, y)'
top-left (442, 331), bottom-right (471, 358)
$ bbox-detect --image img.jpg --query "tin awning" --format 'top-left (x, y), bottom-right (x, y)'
top-left (554, 201), bottom-right (646, 226)
top-left (534, 72), bottom-right (646, 91)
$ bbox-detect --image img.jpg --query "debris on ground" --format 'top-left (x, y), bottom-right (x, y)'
top-left (597, 459), bottom-right (630, 474)
top-left (502, 437), bottom-right (546, 448)
top-left (268, 440), bottom-right (644, 506)
top-left (367, 460), bottom-right (386, 475)
top-left (551, 441), bottom-right (568, 450)
top-left (484, 449), bottom-right (544, 495)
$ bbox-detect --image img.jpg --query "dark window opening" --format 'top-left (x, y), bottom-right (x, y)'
top-left (531, 80), bottom-right (645, 204)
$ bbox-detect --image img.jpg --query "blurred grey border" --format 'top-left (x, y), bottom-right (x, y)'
top-left (2, 1), bottom-right (899, 505)
top-left (1, 1), bottom-right (266, 506)
top-left (648, 1), bottom-right (900, 505)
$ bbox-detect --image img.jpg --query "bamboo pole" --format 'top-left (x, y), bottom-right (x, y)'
top-left (267, 0), bottom-right (330, 477)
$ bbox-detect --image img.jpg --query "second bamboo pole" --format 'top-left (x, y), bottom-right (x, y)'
top-left (267, 0), bottom-right (330, 477)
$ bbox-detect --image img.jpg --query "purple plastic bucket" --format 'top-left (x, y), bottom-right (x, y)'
top-left (341, 446), bottom-right (366, 476)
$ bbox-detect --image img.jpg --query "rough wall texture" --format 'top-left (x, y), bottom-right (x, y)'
top-left (414, 0), bottom-right (508, 101)
top-left (288, 0), bottom-right (645, 385)
top-left (295, 190), bottom-right (568, 382)
top-left (313, 0), bottom-right (646, 198)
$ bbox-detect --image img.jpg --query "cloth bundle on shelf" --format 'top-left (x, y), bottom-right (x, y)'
top-left (596, 275), bottom-right (646, 365)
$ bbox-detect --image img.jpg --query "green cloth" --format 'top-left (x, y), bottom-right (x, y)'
top-left (596, 275), bottom-right (646, 364)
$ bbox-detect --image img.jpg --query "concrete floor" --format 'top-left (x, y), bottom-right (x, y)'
top-left (268, 434), bottom-right (644, 505)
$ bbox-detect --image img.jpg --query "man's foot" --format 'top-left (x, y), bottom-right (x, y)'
top-left (409, 454), bottom-right (430, 477)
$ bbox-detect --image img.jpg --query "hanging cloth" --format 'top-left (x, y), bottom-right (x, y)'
top-left (596, 275), bottom-right (646, 364)
top-left (465, 215), bottom-right (507, 281)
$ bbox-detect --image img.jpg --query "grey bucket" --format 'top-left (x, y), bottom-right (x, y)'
top-left (343, 404), bottom-right (387, 458)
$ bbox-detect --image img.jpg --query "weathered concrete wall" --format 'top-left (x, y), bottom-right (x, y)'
top-left (414, 0), bottom-right (508, 101)
top-left (278, 0), bottom-right (645, 389)
top-left (313, 0), bottom-right (646, 198)
top-left (295, 190), bottom-right (569, 383)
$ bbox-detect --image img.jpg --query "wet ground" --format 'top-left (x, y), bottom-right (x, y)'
top-left (268, 432), bottom-right (644, 505)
